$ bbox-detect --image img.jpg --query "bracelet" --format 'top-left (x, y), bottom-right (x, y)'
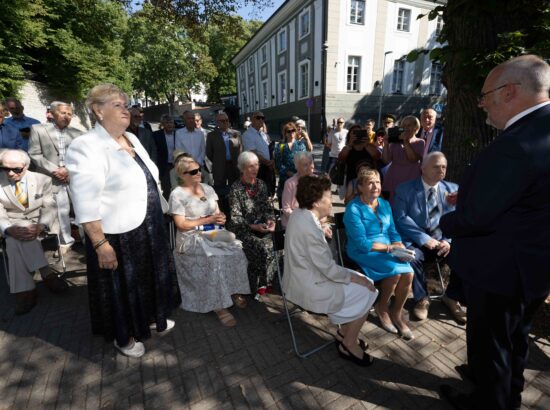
top-left (93, 238), bottom-right (108, 250)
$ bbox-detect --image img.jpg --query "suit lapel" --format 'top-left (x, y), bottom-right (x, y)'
top-left (45, 124), bottom-right (60, 154)
top-left (26, 173), bottom-right (37, 209)
top-left (2, 177), bottom-right (25, 211)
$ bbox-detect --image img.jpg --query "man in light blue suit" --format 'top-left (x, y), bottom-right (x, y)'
top-left (393, 152), bottom-right (465, 323)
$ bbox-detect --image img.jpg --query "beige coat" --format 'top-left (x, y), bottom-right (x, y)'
top-left (282, 208), bottom-right (351, 314)
top-left (0, 171), bottom-right (58, 233)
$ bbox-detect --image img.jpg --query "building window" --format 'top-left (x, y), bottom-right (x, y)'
top-left (429, 62), bottom-right (443, 95)
top-left (278, 28), bottom-right (287, 53)
top-left (435, 15), bottom-right (443, 36)
top-left (298, 60), bottom-right (310, 99)
top-left (249, 86), bottom-right (256, 111)
top-left (392, 60), bottom-right (405, 93)
top-left (248, 56), bottom-right (255, 72)
top-left (261, 45), bottom-right (267, 64)
top-left (397, 8), bottom-right (411, 32)
top-left (347, 56), bottom-right (361, 92)
top-left (350, 0), bottom-right (365, 25)
top-left (261, 81), bottom-right (268, 108)
top-left (240, 65), bottom-right (245, 77)
top-left (299, 9), bottom-right (310, 38)
top-left (278, 71), bottom-right (287, 104)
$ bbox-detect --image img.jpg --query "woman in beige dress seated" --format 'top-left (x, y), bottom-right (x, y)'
top-left (282, 175), bottom-right (378, 366)
top-left (169, 155), bottom-right (250, 327)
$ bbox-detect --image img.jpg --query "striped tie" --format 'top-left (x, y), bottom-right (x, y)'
top-left (15, 181), bottom-right (28, 208)
top-left (427, 187), bottom-right (442, 239)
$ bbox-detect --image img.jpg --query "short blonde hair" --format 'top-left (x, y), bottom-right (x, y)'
top-left (400, 115), bottom-right (421, 131)
top-left (86, 84), bottom-right (128, 122)
top-left (356, 169), bottom-right (380, 188)
top-left (174, 155), bottom-right (198, 179)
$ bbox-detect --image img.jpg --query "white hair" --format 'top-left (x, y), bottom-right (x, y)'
top-left (422, 151), bottom-right (447, 167)
top-left (50, 101), bottom-right (72, 112)
top-left (0, 149), bottom-right (31, 167)
top-left (237, 151), bottom-right (259, 171)
top-left (293, 151), bottom-right (313, 167)
top-left (497, 54), bottom-right (550, 95)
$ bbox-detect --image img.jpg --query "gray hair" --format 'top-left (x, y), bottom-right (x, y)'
top-left (293, 151), bottom-right (313, 167)
top-left (85, 84), bottom-right (128, 122)
top-left (237, 151), bottom-right (259, 171)
top-left (194, 112), bottom-right (202, 119)
top-left (0, 149), bottom-right (31, 167)
top-left (160, 114), bottom-right (174, 123)
top-left (496, 55), bottom-right (550, 95)
top-left (422, 151), bottom-right (447, 167)
top-left (50, 101), bottom-right (72, 112)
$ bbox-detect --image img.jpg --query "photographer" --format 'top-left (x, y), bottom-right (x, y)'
top-left (381, 116), bottom-right (425, 203)
top-left (338, 124), bottom-right (381, 184)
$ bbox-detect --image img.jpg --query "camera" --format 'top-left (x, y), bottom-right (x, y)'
top-left (353, 129), bottom-right (369, 142)
top-left (387, 127), bottom-right (404, 143)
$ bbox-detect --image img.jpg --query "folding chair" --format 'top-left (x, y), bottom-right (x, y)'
top-left (427, 255), bottom-right (445, 300)
top-left (272, 230), bottom-right (334, 359)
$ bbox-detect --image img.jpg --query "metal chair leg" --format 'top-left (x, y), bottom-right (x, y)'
top-left (429, 259), bottom-right (446, 300)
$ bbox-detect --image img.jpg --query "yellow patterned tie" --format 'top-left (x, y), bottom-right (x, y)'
top-left (15, 181), bottom-right (28, 208)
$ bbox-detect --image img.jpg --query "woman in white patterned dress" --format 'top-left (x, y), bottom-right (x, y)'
top-left (169, 155), bottom-right (250, 327)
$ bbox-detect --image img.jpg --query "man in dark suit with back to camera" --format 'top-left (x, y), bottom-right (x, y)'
top-left (439, 55), bottom-right (550, 410)
top-left (153, 114), bottom-right (177, 199)
top-left (205, 111), bottom-right (242, 214)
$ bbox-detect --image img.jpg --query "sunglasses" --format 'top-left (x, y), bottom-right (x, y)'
top-left (254, 116), bottom-right (265, 120)
top-left (285, 129), bottom-right (297, 134)
top-left (183, 168), bottom-right (201, 176)
top-left (1, 166), bottom-right (25, 174)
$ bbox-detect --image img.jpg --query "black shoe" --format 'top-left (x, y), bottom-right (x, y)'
top-left (337, 342), bottom-right (375, 367)
top-left (439, 384), bottom-right (473, 410)
top-left (336, 329), bottom-right (368, 351)
top-left (15, 290), bottom-right (37, 315)
top-left (44, 273), bottom-right (68, 293)
top-left (455, 364), bottom-right (474, 383)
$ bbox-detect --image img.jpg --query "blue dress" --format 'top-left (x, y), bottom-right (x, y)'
top-left (344, 197), bottom-right (412, 282)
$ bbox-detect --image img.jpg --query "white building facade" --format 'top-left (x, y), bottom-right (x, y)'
top-left (232, 0), bottom-right (446, 138)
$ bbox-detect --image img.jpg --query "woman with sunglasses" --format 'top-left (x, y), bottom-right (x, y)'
top-left (274, 121), bottom-right (310, 206)
top-left (169, 155), bottom-right (250, 327)
top-left (344, 169), bottom-right (414, 340)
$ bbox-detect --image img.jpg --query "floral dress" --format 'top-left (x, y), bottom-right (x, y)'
top-left (169, 184), bottom-right (250, 313)
top-left (227, 179), bottom-right (275, 293)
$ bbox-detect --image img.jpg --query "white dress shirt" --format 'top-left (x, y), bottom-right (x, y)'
top-left (242, 127), bottom-right (270, 159)
top-left (422, 178), bottom-right (441, 213)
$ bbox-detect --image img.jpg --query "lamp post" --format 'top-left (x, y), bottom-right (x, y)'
top-left (377, 51), bottom-right (393, 127)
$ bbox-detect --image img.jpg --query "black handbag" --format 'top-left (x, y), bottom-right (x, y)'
top-left (329, 161), bottom-right (346, 185)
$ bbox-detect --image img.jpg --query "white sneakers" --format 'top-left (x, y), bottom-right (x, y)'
top-left (114, 339), bottom-right (145, 358)
top-left (149, 319), bottom-right (175, 333)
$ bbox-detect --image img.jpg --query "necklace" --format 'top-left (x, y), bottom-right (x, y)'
top-left (243, 179), bottom-right (259, 198)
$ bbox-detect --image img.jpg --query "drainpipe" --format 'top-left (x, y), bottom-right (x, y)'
top-left (320, 0), bottom-right (328, 144)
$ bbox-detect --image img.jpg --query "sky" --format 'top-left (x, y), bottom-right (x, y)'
top-left (237, 0), bottom-right (286, 21)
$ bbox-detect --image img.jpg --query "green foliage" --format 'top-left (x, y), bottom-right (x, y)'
top-left (0, 0), bottom-right (47, 98)
top-left (124, 3), bottom-right (217, 103)
top-left (205, 17), bottom-right (262, 101)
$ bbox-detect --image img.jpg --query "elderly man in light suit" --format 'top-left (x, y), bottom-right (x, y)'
top-left (393, 152), bottom-right (465, 323)
top-left (0, 149), bottom-right (67, 315)
top-left (28, 101), bottom-right (82, 249)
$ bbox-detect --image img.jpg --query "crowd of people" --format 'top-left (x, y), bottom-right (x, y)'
top-left (0, 55), bottom-right (549, 409)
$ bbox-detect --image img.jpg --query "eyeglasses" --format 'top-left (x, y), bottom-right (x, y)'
top-left (285, 129), bottom-right (297, 134)
top-left (478, 83), bottom-right (521, 103)
top-left (337, 121), bottom-right (344, 124)
top-left (254, 116), bottom-right (265, 120)
top-left (183, 168), bottom-right (201, 176)
top-left (1, 166), bottom-right (25, 174)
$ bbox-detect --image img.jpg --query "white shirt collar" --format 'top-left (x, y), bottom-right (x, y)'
top-left (505, 101), bottom-right (550, 130)
top-left (421, 178), bottom-right (439, 196)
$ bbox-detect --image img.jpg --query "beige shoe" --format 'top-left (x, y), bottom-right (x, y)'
top-left (441, 295), bottom-right (467, 325)
top-left (413, 298), bottom-right (430, 320)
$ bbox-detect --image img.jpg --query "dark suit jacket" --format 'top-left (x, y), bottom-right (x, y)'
top-left (205, 128), bottom-right (242, 186)
top-left (152, 129), bottom-right (176, 177)
top-left (417, 125), bottom-right (444, 153)
top-left (127, 126), bottom-right (158, 166)
top-left (440, 104), bottom-right (550, 301)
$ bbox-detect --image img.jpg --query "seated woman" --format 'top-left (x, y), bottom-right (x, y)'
top-left (283, 175), bottom-right (378, 366)
top-left (344, 169), bottom-right (415, 340)
top-left (227, 152), bottom-right (276, 297)
top-left (344, 161), bottom-right (372, 205)
top-left (169, 155), bottom-right (250, 327)
top-left (281, 151), bottom-right (314, 227)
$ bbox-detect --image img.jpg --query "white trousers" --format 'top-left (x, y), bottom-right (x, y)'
top-left (5, 236), bottom-right (49, 293)
top-left (54, 186), bottom-right (74, 246)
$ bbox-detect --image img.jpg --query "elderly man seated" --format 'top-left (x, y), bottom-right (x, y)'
top-left (393, 152), bottom-right (466, 323)
top-left (0, 149), bottom-right (67, 315)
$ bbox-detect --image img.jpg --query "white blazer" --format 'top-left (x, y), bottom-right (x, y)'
top-left (65, 123), bottom-right (167, 234)
top-left (282, 208), bottom-right (351, 314)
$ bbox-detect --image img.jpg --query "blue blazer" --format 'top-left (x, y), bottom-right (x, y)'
top-left (0, 123), bottom-right (22, 150)
top-left (417, 126), bottom-right (444, 153)
top-left (440, 104), bottom-right (550, 302)
top-left (393, 177), bottom-right (457, 247)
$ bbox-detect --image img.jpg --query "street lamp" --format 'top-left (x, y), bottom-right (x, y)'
top-left (377, 51), bottom-right (393, 127)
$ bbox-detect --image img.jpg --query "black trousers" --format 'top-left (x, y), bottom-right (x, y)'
top-left (464, 282), bottom-right (545, 409)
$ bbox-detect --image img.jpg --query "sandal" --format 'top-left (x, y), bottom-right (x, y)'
top-left (336, 329), bottom-right (368, 351)
top-left (337, 342), bottom-right (375, 367)
top-left (232, 294), bottom-right (247, 309)
top-left (215, 310), bottom-right (236, 327)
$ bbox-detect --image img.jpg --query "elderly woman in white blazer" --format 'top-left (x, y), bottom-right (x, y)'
top-left (65, 84), bottom-right (180, 358)
top-left (282, 175), bottom-right (378, 367)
